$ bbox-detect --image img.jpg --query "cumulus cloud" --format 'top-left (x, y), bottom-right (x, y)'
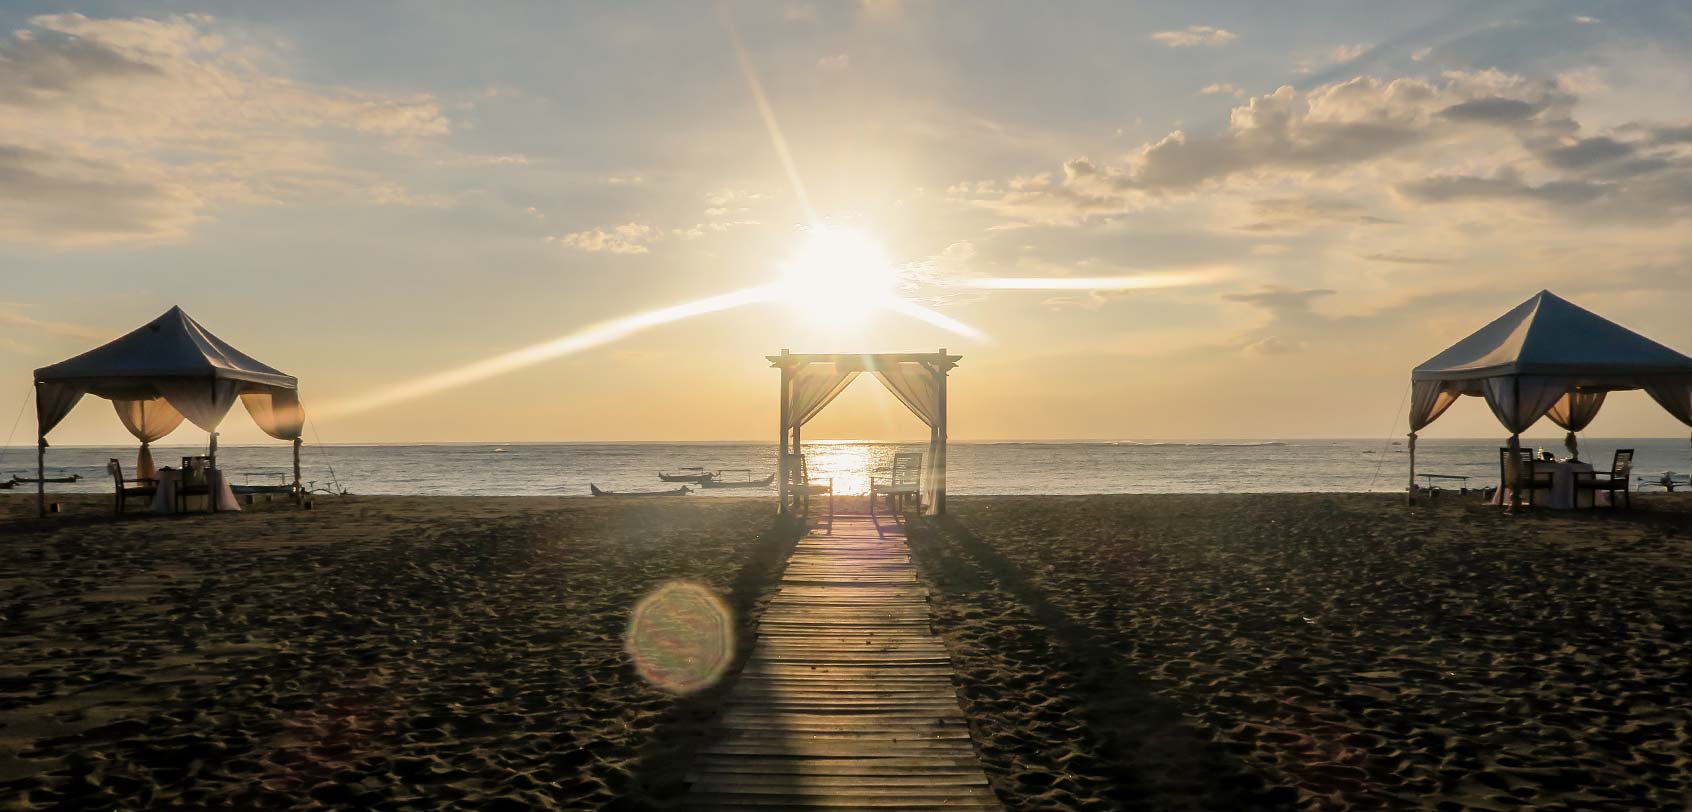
top-left (552, 223), bottom-right (660, 254)
top-left (0, 13), bottom-right (451, 246)
top-left (1150, 26), bottom-right (1237, 47)
top-left (956, 70), bottom-right (1692, 227)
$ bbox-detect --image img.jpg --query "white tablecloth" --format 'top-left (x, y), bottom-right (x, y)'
top-left (1491, 460), bottom-right (1603, 509)
top-left (151, 469), bottom-right (241, 515)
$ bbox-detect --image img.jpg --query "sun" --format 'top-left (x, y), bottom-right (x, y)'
top-left (775, 226), bottom-right (900, 327)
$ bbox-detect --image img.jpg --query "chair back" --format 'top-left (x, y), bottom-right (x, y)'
top-left (107, 458), bottom-right (123, 489)
top-left (784, 453), bottom-right (810, 486)
top-left (182, 456), bottom-right (211, 486)
top-left (891, 452), bottom-right (923, 488)
top-left (1612, 449), bottom-right (1634, 477)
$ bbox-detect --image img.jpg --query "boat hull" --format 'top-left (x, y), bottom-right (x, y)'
top-left (592, 484), bottom-right (690, 497)
top-left (698, 475), bottom-right (775, 489)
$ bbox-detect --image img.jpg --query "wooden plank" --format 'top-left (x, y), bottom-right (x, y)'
top-left (683, 516), bottom-right (999, 811)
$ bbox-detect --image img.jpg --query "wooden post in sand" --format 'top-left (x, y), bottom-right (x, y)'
top-left (777, 349), bottom-right (791, 516)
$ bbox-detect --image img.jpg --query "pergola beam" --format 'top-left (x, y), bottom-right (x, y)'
top-left (768, 353), bottom-right (961, 371)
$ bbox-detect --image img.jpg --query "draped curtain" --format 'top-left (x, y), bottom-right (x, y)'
top-left (241, 389), bottom-right (306, 440)
top-left (874, 362), bottom-right (945, 515)
top-left (35, 382), bottom-right (85, 439)
top-left (1546, 390), bottom-right (1606, 460)
top-left (1407, 381), bottom-right (1460, 433)
top-left (113, 397), bottom-right (185, 479)
top-left (1643, 376), bottom-right (1692, 427)
top-left (155, 378), bottom-right (244, 433)
top-left (786, 365), bottom-right (860, 429)
top-left (1483, 375), bottom-right (1567, 500)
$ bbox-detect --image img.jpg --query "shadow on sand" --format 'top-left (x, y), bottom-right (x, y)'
top-left (612, 515), bottom-right (804, 810)
top-left (909, 515), bottom-right (1296, 812)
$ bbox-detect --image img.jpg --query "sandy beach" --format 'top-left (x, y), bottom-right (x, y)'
top-left (3, 492), bottom-right (1690, 810)
top-left (910, 494), bottom-right (1692, 812)
top-left (0, 495), bottom-right (794, 810)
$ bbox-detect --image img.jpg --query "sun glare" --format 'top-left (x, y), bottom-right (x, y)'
top-left (776, 226), bottom-right (899, 327)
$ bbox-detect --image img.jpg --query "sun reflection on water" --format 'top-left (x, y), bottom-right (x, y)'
top-left (796, 441), bottom-right (922, 496)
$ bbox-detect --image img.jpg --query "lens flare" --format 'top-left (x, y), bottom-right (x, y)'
top-left (315, 285), bottom-right (773, 419)
top-left (625, 580), bottom-right (734, 694)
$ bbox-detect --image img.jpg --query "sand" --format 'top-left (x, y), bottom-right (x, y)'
top-left (0, 494), bottom-right (794, 810)
top-left (4, 491), bottom-right (1690, 810)
top-left (908, 493), bottom-right (1692, 812)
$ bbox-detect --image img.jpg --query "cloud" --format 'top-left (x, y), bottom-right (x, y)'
top-left (1573, 15), bottom-right (1600, 24)
top-left (0, 303), bottom-right (105, 341)
top-left (0, 13), bottom-right (451, 246)
top-left (956, 70), bottom-right (1692, 226)
top-left (552, 222), bottom-right (660, 254)
top-left (1201, 83), bottom-right (1246, 97)
top-left (1150, 26), bottom-right (1237, 47)
top-left (817, 53), bottom-right (850, 72)
top-left (1237, 196), bottom-right (1396, 232)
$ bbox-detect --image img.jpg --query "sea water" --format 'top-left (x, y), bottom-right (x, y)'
top-left (6, 438), bottom-right (1690, 498)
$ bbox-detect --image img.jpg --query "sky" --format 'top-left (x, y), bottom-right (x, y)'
top-left (4, 0), bottom-right (1692, 447)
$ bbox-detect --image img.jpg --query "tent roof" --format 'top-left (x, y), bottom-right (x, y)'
top-left (34, 306), bottom-right (297, 392)
top-left (1412, 290), bottom-right (1692, 383)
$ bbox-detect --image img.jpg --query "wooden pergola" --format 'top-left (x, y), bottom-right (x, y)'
top-left (770, 349), bottom-right (960, 516)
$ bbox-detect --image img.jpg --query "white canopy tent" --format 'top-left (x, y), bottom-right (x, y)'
top-left (771, 350), bottom-right (959, 516)
top-left (33, 306), bottom-right (305, 516)
top-left (1409, 290), bottom-right (1692, 507)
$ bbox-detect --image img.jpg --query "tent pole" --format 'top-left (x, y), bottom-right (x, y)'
top-left (293, 437), bottom-right (303, 504)
top-left (208, 430), bottom-right (219, 513)
top-left (1508, 376), bottom-right (1522, 512)
top-left (1406, 431), bottom-right (1417, 506)
top-left (936, 348), bottom-right (948, 517)
top-left (778, 349), bottom-right (790, 516)
top-left (35, 383), bottom-right (45, 518)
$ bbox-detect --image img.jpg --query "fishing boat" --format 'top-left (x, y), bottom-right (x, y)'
top-left (12, 473), bottom-right (81, 484)
top-left (659, 467), bottom-right (716, 484)
top-left (0, 479), bottom-right (15, 490)
top-left (698, 469), bottom-right (775, 489)
top-left (591, 484), bottom-right (690, 497)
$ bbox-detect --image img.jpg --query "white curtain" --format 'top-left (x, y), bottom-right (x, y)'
top-left (1546, 390), bottom-right (1606, 460)
top-left (1644, 376), bottom-right (1692, 427)
top-left (113, 397), bottom-right (185, 480)
top-left (241, 389), bottom-right (306, 440)
top-left (1482, 376), bottom-right (1567, 433)
top-left (36, 382), bottom-right (84, 438)
top-left (786, 365), bottom-right (860, 429)
top-left (1407, 381), bottom-right (1459, 433)
top-left (1483, 375), bottom-right (1566, 502)
top-left (156, 377), bottom-right (244, 433)
top-left (875, 362), bottom-right (945, 515)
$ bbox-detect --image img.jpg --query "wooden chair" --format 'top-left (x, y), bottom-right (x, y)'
top-left (107, 459), bottom-right (157, 515)
top-left (1499, 447), bottom-right (1553, 507)
top-left (784, 453), bottom-right (833, 531)
top-left (177, 456), bottom-right (213, 513)
top-left (870, 452), bottom-right (923, 521)
top-left (1575, 449), bottom-right (1634, 509)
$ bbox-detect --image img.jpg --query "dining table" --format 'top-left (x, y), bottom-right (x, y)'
top-left (1490, 458), bottom-right (1609, 509)
top-left (151, 467), bottom-right (241, 515)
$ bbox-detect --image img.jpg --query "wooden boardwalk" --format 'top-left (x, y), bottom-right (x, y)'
top-left (684, 515), bottom-right (1000, 810)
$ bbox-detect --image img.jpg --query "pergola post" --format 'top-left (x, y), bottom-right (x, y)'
top-left (777, 349), bottom-right (791, 515)
top-left (1507, 375), bottom-right (1522, 512)
top-left (293, 437), bottom-right (303, 504)
top-left (208, 430), bottom-right (219, 513)
top-left (935, 347), bottom-right (948, 516)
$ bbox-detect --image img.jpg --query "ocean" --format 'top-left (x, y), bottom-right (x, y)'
top-left (6, 438), bottom-right (1690, 498)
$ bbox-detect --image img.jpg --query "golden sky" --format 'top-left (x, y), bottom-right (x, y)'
top-left (6, 2), bottom-right (1692, 446)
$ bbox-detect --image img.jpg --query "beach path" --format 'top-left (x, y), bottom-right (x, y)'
top-left (684, 514), bottom-right (1001, 810)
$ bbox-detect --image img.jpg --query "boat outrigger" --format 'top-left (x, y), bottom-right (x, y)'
top-left (658, 467), bottom-right (717, 484)
top-left (591, 484), bottom-right (690, 497)
top-left (697, 469), bottom-right (774, 489)
top-left (11, 474), bottom-right (81, 484)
